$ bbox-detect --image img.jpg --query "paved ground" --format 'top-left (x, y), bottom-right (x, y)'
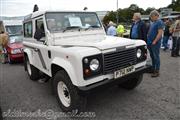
top-left (0, 50), bottom-right (180, 120)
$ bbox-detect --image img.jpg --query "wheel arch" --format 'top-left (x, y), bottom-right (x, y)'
top-left (51, 58), bottom-right (78, 86)
top-left (23, 48), bottom-right (33, 65)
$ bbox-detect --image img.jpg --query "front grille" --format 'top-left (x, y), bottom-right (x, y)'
top-left (103, 48), bottom-right (137, 74)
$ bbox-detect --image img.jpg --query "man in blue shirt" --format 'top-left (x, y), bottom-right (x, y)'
top-left (130, 13), bottom-right (147, 42)
top-left (107, 21), bottom-right (117, 36)
top-left (147, 10), bottom-right (164, 77)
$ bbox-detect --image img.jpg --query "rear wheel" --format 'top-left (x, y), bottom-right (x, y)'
top-left (24, 56), bottom-right (40, 81)
top-left (118, 74), bottom-right (143, 90)
top-left (53, 70), bottom-right (87, 112)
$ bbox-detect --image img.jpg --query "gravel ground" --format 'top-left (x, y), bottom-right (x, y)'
top-left (0, 50), bottom-right (180, 120)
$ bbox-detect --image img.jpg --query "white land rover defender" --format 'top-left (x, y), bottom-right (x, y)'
top-left (23, 11), bottom-right (149, 112)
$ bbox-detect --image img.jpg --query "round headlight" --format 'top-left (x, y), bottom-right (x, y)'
top-left (90, 59), bottom-right (100, 71)
top-left (137, 49), bottom-right (142, 58)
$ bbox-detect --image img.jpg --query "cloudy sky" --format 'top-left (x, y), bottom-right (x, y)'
top-left (0, 0), bottom-right (172, 16)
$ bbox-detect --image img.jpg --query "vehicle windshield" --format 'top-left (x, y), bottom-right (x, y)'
top-left (5, 25), bottom-right (22, 35)
top-left (45, 12), bottom-right (102, 32)
top-left (9, 35), bottom-right (23, 44)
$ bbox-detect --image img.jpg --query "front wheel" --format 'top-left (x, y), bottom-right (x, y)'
top-left (118, 74), bottom-right (143, 90)
top-left (24, 56), bottom-right (40, 81)
top-left (53, 70), bottom-right (87, 112)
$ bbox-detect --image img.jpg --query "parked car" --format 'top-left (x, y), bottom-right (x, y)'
top-left (3, 20), bottom-right (22, 35)
top-left (0, 21), bottom-right (5, 33)
top-left (23, 11), bottom-right (150, 112)
top-left (1, 20), bottom-right (24, 63)
top-left (6, 35), bottom-right (23, 63)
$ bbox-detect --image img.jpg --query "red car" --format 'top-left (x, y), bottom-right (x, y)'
top-left (6, 35), bottom-right (24, 63)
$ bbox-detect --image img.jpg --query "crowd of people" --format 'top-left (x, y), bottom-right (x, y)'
top-left (105, 10), bottom-right (180, 77)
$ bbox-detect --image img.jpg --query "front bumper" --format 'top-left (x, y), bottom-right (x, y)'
top-left (9, 53), bottom-right (24, 61)
top-left (77, 65), bottom-right (151, 92)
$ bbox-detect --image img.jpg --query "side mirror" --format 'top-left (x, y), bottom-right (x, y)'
top-left (34, 30), bottom-right (45, 41)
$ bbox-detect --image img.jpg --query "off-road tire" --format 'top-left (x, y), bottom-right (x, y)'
top-left (53, 70), bottom-right (87, 112)
top-left (24, 56), bottom-right (40, 81)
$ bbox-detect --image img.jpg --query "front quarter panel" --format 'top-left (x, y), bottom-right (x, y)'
top-left (51, 57), bottom-right (79, 86)
top-left (134, 39), bottom-right (146, 47)
top-left (50, 46), bottom-right (102, 87)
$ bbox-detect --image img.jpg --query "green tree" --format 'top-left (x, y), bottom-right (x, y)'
top-left (103, 11), bottom-right (117, 24)
top-left (103, 4), bottom-right (145, 24)
top-left (144, 7), bottom-right (156, 15)
top-left (102, 1), bottom-right (179, 25)
top-left (168, 0), bottom-right (180, 11)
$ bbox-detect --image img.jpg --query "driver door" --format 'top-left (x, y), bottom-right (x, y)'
top-left (32, 17), bottom-right (51, 75)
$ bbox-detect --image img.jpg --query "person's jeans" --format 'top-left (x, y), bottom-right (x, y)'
top-left (162, 36), bottom-right (169, 49)
top-left (148, 43), bottom-right (161, 71)
top-left (172, 37), bottom-right (180, 56)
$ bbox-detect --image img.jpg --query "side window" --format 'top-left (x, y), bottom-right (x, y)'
top-left (36, 18), bottom-right (45, 33)
top-left (24, 22), bottom-right (32, 37)
top-left (34, 18), bottom-right (45, 41)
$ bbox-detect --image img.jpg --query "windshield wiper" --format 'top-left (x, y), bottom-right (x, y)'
top-left (84, 25), bottom-right (101, 31)
top-left (62, 26), bottom-right (81, 32)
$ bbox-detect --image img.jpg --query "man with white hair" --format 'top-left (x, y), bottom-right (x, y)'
top-left (107, 21), bottom-right (117, 36)
top-left (130, 13), bottom-right (147, 42)
top-left (147, 10), bottom-right (164, 77)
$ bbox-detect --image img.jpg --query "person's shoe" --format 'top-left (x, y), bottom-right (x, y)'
top-left (171, 54), bottom-right (177, 57)
top-left (151, 70), bottom-right (160, 77)
top-left (147, 67), bottom-right (154, 73)
top-left (163, 48), bottom-right (167, 51)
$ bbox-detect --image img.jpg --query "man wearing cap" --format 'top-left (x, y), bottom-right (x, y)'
top-left (147, 10), bottom-right (164, 77)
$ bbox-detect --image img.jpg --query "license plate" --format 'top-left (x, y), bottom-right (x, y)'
top-left (114, 66), bottom-right (135, 79)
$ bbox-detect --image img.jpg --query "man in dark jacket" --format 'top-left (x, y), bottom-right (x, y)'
top-left (130, 13), bottom-right (147, 42)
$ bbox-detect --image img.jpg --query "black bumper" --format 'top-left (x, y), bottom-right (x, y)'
top-left (77, 65), bottom-right (151, 92)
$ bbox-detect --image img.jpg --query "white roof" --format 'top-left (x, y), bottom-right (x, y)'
top-left (30, 10), bottom-right (96, 18)
top-left (3, 20), bottom-right (22, 26)
top-left (24, 10), bottom-right (97, 22)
